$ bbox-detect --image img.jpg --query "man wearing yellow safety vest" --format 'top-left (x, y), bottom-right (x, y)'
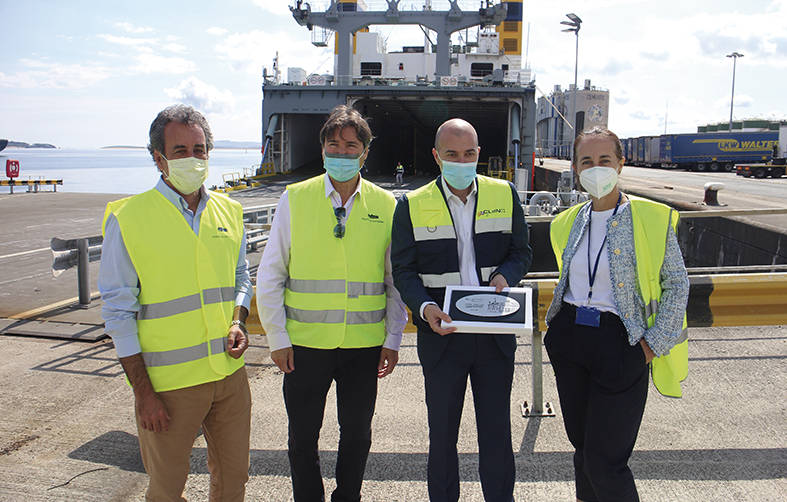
top-left (391, 118), bottom-right (532, 502)
top-left (98, 104), bottom-right (253, 501)
top-left (257, 105), bottom-right (407, 502)
top-left (545, 127), bottom-right (689, 501)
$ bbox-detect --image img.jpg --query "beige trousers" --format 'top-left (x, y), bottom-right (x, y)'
top-left (136, 366), bottom-right (251, 502)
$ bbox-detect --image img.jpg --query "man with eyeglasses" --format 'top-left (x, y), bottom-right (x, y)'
top-left (391, 118), bottom-right (531, 502)
top-left (257, 105), bottom-right (407, 502)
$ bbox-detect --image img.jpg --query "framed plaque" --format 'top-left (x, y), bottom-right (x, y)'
top-left (441, 286), bottom-right (532, 335)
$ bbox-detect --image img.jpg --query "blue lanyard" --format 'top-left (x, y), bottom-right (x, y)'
top-left (586, 192), bottom-right (622, 302)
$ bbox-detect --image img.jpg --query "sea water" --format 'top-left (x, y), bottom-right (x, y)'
top-left (0, 148), bottom-right (262, 195)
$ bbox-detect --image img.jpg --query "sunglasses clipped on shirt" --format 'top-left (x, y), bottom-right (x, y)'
top-left (334, 206), bottom-right (346, 238)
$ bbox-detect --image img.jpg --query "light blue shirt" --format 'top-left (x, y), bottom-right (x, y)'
top-left (98, 178), bottom-right (252, 357)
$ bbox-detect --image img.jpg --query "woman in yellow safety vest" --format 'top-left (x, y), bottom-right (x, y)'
top-left (545, 127), bottom-right (689, 501)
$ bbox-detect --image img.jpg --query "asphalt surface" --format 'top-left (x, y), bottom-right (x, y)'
top-left (0, 171), bottom-right (785, 500)
top-left (0, 325), bottom-right (784, 500)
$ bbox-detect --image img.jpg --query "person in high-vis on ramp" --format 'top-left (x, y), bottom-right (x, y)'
top-left (99, 104), bottom-right (253, 501)
top-left (545, 126), bottom-right (689, 502)
top-left (257, 105), bottom-right (407, 502)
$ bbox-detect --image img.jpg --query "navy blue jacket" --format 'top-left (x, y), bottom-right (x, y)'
top-left (391, 176), bottom-right (532, 369)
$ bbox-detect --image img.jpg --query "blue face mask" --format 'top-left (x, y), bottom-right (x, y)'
top-left (324, 152), bottom-right (363, 182)
top-left (439, 155), bottom-right (478, 190)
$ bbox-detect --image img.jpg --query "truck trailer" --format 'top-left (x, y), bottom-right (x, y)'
top-left (658, 131), bottom-right (777, 172)
top-left (734, 124), bottom-right (786, 178)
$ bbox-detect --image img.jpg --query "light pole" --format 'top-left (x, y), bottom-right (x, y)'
top-left (726, 51), bottom-right (743, 132)
top-left (561, 12), bottom-right (581, 189)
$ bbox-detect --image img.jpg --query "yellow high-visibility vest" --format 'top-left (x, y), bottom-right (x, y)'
top-left (550, 195), bottom-right (688, 397)
top-left (285, 175), bottom-right (395, 348)
top-left (407, 175), bottom-right (513, 288)
top-left (103, 189), bottom-right (245, 392)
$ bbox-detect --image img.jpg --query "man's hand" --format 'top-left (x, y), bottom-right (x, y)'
top-left (424, 304), bottom-right (456, 336)
top-left (227, 325), bottom-right (249, 359)
top-left (271, 347), bottom-right (295, 373)
top-left (135, 388), bottom-right (170, 432)
top-left (119, 353), bottom-right (169, 432)
top-left (489, 274), bottom-right (509, 293)
top-left (640, 338), bottom-right (655, 364)
top-left (377, 348), bottom-right (399, 378)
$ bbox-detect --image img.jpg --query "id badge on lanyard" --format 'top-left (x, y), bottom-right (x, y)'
top-left (575, 193), bottom-right (622, 328)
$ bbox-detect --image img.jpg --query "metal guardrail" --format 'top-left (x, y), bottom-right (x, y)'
top-left (50, 236), bottom-right (103, 305)
top-left (50, 199), bottom-right (787, 415)
top-left (50, 205), bottom-right (280, 303)
top-left (1, 178), bottom-right (63, 193)
top-left (245, 272), bottom-right (787, 416)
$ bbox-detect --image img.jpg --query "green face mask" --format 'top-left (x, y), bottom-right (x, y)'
top-left (162, 154), bottom-right (208, 194)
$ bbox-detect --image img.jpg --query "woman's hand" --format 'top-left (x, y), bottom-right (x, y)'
top-left (639, 338), bottom-right (656, 364)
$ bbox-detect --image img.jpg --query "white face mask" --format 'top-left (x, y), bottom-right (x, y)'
top-left (579, 166), bottom-right (618, 199)
top-left (161, 155), bottom-right (208, 195)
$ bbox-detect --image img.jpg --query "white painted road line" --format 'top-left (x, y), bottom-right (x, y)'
top-left (0, 247), bottom-right (50, 260)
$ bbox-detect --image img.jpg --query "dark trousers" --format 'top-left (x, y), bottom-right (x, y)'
top-left (283, 345), bottom-right (382, 502)
top-left (545, 303), bottom-right (649, 502)
top-left (422, 333), bottom-right (515, 502)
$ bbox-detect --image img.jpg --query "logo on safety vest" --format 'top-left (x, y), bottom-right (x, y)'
top-left (477, 208), bottom-right (506, 217)
top-left (362, 213), bottom-right (384, 223)
top-left (217, 226), bottom-right (228, 232)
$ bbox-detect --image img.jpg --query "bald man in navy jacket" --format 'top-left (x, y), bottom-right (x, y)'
top-left (391, 119), bottom-right (531, 502)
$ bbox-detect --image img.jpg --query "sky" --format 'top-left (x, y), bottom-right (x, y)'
top-left (1, 0), bottom-right (785, 149)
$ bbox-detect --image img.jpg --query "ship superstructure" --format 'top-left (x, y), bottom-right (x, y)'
top-left (262, 0), bottom-right (536, 189)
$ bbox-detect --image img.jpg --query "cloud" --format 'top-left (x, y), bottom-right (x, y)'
top-left (630, 111), bottom-right (652, 121)
top-left (600, 60), bottom-right (632, 76)
top-left (165, 77), bottom-right (235, 113)
top-left (215, 28), bottom-right (335, 76)
top-left (133, 53), bottom-right (197, 74)
top-left (614, 97), bottom-right (630, 105)
top-left (115, 22), bottom-right (153, 34)
top-left (251, 0), bottom-right (293, 16)
top-left (162, 42), bottom-right (187, 54)
top-left (714, 94), bottom-right (754, 109)
top-left (695, 32), bottom-right (760, 57)
top-left (0, 60), bottom-right (113, 89)
top-left (207, 27), bottom-right (228, 36)
top-left (641, 50), bottom-right (669, 61)
top-left (96, 31), bottom-right (195, 75)
top-left (98, 33), bottom-right (157, 51)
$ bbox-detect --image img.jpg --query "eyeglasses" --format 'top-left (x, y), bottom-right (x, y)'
top-left (333, 206), bottom-right (346, 238)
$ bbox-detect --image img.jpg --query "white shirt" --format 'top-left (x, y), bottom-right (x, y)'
top-left (419, 177), bottom-right (479, 319)
top-left (256, 174), bottom-right (407, 352)
top-left (564, 202), bottom-right (630, 314)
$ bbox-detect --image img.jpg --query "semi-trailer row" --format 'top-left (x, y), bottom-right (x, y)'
top-left (621, 125), bottom-right (784, 174)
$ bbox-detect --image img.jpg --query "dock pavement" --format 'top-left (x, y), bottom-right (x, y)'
top-left (0, 174), bottom-right (785, 500)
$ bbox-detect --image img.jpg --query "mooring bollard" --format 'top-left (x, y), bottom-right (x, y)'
top-left (704, 182), bottom-right (725, 206)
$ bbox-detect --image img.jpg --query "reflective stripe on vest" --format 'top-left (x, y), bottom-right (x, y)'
top-left (475, 215), bottom-right (512, 234)
top-left (138, 287), bottom-right (235, 320)
top-left (143, 337), bottom-right (226, 367)
top-left (418, 271), bottom-right (462, 288)
top-left (284, 175), bottom-right (394, 349)
top-left (549, 195), bottom-right (688, 397)
top-left (285, 278), bottom-right (384, 298)
top-left (413, 224), bottom-right (456, 241)
top-left (104, 189), bottom-right (245, 392)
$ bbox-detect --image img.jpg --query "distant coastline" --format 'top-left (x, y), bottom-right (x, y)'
top-left (6, 141), bottom-right (57, 149)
